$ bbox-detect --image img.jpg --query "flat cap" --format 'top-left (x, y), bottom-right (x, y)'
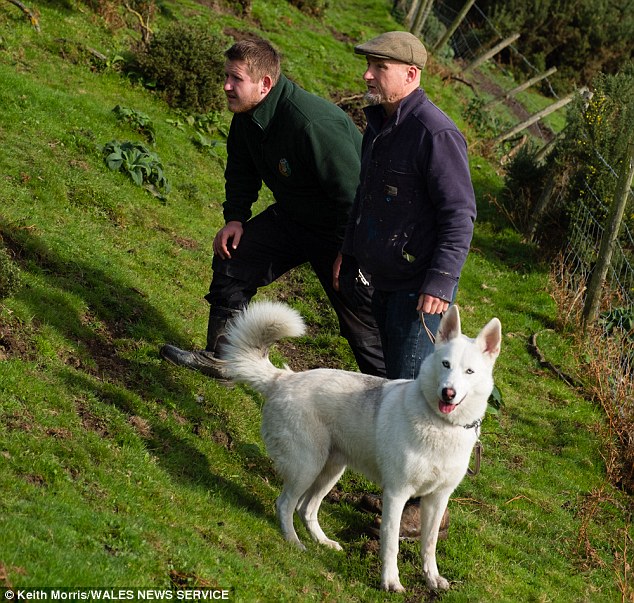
top-left (354, 31), bottom-right (427, 69)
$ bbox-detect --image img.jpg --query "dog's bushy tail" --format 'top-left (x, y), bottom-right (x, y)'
top-left (220, 301), bottom-right (305, 390)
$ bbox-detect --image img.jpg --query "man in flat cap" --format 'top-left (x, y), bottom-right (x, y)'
top-left (336, 30), bottom-right (476, 536)
top-left (337, 30), bottom-right (475, 380)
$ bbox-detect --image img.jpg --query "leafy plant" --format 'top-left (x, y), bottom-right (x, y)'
top-left (465, 96), bottom-right (503, 140)
top-left (487, 384), bottom-right (503, 413)
top-left (192, 133), bottom-right (227, 163)
top-left (187, 111), bottom-right (228, 162)
top-left (600, 306), bottom-right (634, 336)
top-left (112, 105), bottom-right (156, 144)
top-left (102, 140), bottom-right (170, 195)
top-left (166, 111), bottom-right (229, 161)
top-left (187, 111), bottom-right (230, 139)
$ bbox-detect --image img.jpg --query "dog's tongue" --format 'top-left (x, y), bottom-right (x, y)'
top-left (438, 400), bottom-right (456, 414)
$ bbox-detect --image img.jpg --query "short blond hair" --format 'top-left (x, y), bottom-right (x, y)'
top-left (224, 38), bottom-right (281, 85)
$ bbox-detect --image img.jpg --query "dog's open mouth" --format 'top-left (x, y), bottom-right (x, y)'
top-left (438, 400), bottom-right (458, 414)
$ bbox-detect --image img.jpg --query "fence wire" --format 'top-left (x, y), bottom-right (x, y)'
top-left (415, 0), bottom-right (634, 371)
top-left (429, 0), bottom-right (559, 143)
top-left (564, 178), bottom-right (634, 311)
top-left (547, 170), bottom-right (633, 381)
top-left (425, 1), bottom-right (633, 327)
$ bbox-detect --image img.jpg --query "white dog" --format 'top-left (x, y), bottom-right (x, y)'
top-left (219, 301), bottom-right (501, 592)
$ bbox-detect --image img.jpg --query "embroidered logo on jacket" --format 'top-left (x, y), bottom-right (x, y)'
top-left (278, 158), bottom-right (291, 177)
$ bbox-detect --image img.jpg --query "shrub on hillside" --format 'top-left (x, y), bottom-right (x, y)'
top-left (132, 23), bottom-right (226, 113)
top-left (287, 0), bottom-right (329, 17)
top-left (556, 66), bottom-right (634, 231)
top-left (472, 0), bottom-right (634, 90)
top-left (503, 65), bottom-right (634, 249)
top-left (501, 143), bottom-right (550, 233)
top-left (0, 246), bottom-right (22, 301)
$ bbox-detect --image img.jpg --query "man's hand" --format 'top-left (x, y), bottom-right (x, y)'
top-left (213, 221), bottom-right (243, 259)
top-left (417, 293), bottom-right (449, 315)
top-left (332, 252), bottom-right (343, 291)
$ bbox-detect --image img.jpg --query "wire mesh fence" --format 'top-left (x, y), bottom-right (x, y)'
top-left (433, 0), bottom-right (634, 330)
top-left (419, 0), bottom-right (634, 368)
top-left (563, 175), bottom-right (634, 330)
top-left (427, 0), bottom-right (563, 142)
top-left (564, 184), bottom-right (634, 300)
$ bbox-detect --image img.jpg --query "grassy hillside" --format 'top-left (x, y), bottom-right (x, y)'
top-left (0, 0), bottom-right (631, 601)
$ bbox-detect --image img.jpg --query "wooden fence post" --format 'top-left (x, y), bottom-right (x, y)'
top-left (410, 0), bottom-right (434, 35)
top-left (582, 141), bottom-right (634, 328)
top-left (493, 88), bottom-right (586, 144)
top-left (484, 66), bottom-right (558, 109)
top-left (433, 0), bottom-right (477, 52)
top-left (526, 178), bottom-right (556, 243)
top-left (461, 32), bottom-right (520, 73)
top-left (406, 0), bottom-right (422, 30)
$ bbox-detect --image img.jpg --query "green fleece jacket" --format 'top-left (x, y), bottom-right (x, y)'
top-left (223, 75), bottom-right (362, 243)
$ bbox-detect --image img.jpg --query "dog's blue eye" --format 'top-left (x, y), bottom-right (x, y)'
top-left (442, 360), bottom-right (450, 368)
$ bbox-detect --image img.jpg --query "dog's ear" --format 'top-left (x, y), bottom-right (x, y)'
top-left (436, 305), bottom-right (461, 343)
top-left (476, 317), bottom-right (502, 360)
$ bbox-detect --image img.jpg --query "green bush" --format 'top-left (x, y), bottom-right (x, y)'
top-left (501, 143), bottom-right (549, 233)
top-left (557, 65), bottom-right (634, 230)
top-left (132, 22), bottom-right (226, 113)
top-left (287, 0), bottom-right (329, 17)
top-left (475, 0), bottom-right (634, 90)
top-left (503, 64), bottom-right (634, 249)
top-left (0, 246), bottom-right (22, 300)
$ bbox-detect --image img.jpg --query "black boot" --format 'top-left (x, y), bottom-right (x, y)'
top-left (159, 346), bottom-right (225, 378)
top-left (159, 307), bottom-right (240, 380)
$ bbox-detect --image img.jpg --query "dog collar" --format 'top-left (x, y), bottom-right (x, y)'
top-left (463, 417), bottom-right (482, 431)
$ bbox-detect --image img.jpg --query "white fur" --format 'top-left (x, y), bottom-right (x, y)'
top-left (220, 301), bottom-right (501, 592)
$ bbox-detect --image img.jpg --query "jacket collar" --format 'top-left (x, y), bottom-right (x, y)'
top-left (363, 87), bottom-right (427, 135)
top-left (249, 74), bottom-right (292, 131)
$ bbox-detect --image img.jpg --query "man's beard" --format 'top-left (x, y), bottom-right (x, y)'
top-left (364, 91), bottom-right (383, 105)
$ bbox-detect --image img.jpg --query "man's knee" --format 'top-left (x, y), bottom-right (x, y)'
top-left (205, 271), bottom-right (254, 311)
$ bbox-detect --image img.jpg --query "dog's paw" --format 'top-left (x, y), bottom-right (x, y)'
top-left (321, 539), bottom-right (343, 551)
top-left (380, 578), bottom-right (405, 593)
top-left (426, 574), bottom-right (450, 592)
top-left (285, 537), bottom-right (306, 552)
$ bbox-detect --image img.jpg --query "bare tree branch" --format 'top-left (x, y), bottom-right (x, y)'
top-left (124, 2), bottom-right (153, 45)
top-left (5, 0), bottom-right (40, 32)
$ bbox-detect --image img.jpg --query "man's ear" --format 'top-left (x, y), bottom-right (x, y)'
top-left (261, 75), bottom-right (273, 97)
top-left (405, 65), bottom-right (419, 84)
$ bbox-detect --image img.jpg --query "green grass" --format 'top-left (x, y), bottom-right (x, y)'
top-left (0, 0), bottom-right (631, 601)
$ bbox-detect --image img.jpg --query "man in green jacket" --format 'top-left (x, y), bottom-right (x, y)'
top-left (160, 37), bottom-right (385, 378)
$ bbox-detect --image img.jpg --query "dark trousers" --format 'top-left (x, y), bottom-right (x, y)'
top-left (205, 205), bottom-right (386, 377)
top-left (371, 290), bottom-right (439, 380)
top-left (372, 288), bottom-right (456, 380)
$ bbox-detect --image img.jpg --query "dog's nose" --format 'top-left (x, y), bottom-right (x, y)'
top-left (441, 388), bottom-right (455, 402)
